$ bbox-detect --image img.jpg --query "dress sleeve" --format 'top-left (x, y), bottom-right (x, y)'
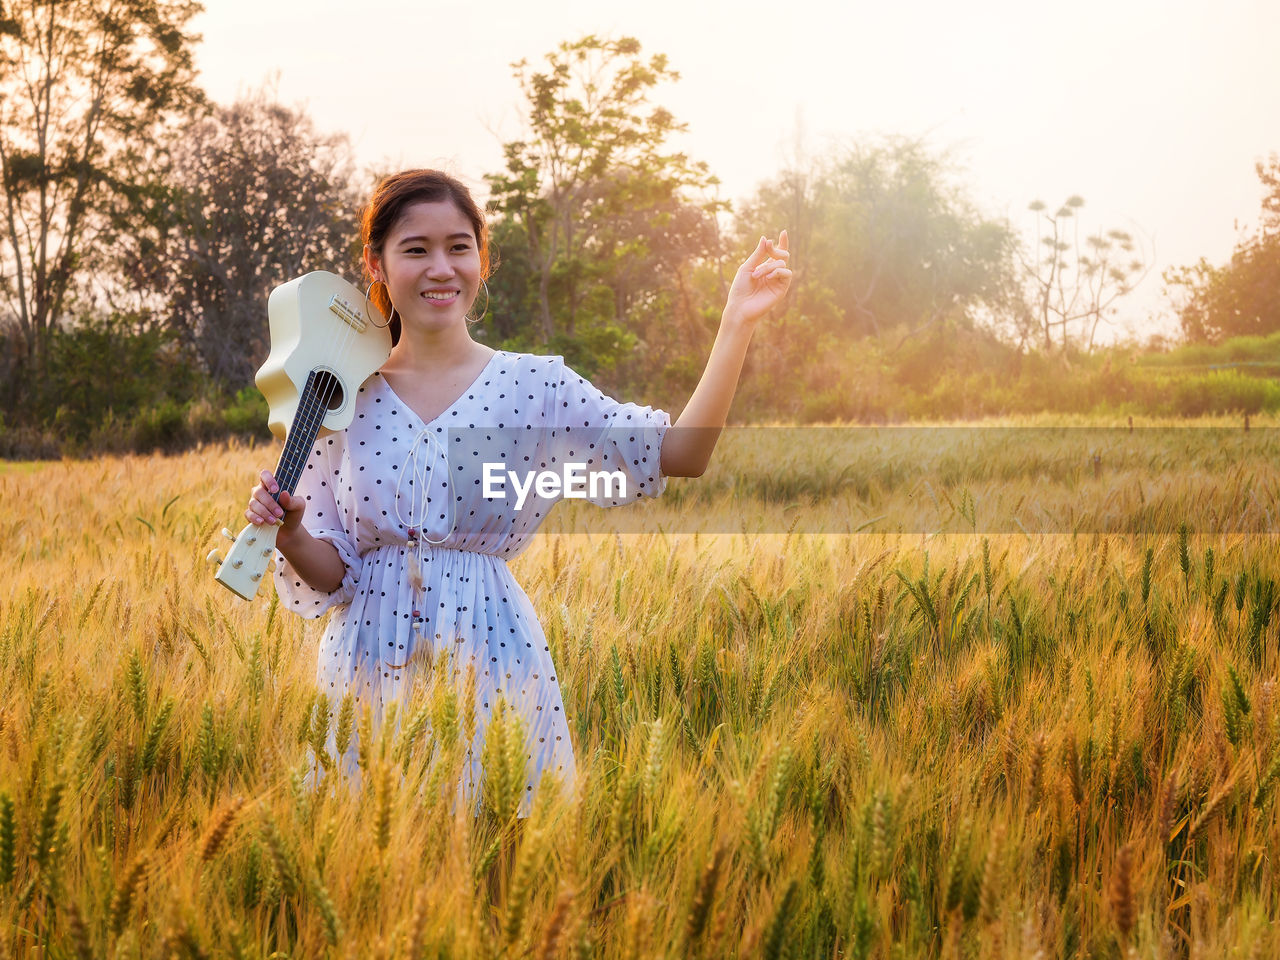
top-left (272, 434), bottom-right (363, 618)
top-left (551, 357), bottom-right (671, 507)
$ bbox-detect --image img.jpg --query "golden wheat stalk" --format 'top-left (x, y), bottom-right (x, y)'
top-left (199, 795), bottom-right (247, 861)
top-left (109, 853), bottom-right (149, 936)
top-left (335, 691), bottom-right (355, 760)
top-left (308, 866), bottom-right (344, 946)
top-left (32, 777), bottom-right (65, 870)
top-left (1190, 782), bottom-right (1232, 839)
top-left (503, 825), bottom-right (543, 947)
top-left (0, 792), bottom-right (14, 886)
top-left (376, 761), bottom-right (394, 851)
top-left (979, 823), bottom-right (1005, 924)
top-left (357, 700), bottom-right (374, 776)
top-left (65, 899), bottom-right (92, 960)
top-left (684, 844), bottom-right (726, 948)
top-left (1003, 722), bottom-right (1020, 795)
top-left (259, 815), bottom-right (299, 899)
top-left (1157, 771), bottom-right (1179, 845)
top-left (537, 886), bottom-right (575, 960)
top-left (405, 886), bottom-right (429, 960)
top-left (1063, 736), bottom-right (1083, 807)
top-left (1109, 843), bottom-right (1135, 945)
top-left (1029, 733), bottom-right (1046, 806)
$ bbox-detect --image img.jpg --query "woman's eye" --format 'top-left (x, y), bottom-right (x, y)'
top-left (452, 244), bottom-right (471, 253)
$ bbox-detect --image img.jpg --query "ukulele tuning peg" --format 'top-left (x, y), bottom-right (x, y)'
top-left (206, 549), bottom-right (223, 567)
top-left (222, 527), bottom-right (236, 541)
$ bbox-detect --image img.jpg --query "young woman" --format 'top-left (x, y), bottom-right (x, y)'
top-left (245, 169), bottom-right (791, 817)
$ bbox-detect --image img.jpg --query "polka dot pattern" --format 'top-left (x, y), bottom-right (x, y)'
top-left (275, 350), bottom-right (671, 818)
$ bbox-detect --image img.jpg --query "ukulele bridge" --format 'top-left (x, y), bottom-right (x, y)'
top-left (328, 294), bottom-right (367, 332)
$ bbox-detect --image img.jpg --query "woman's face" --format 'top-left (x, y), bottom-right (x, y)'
top-left (368, 199), bottom-right (481, 337)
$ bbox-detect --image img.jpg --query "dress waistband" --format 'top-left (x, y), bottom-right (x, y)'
top-left (360, 539), bottom-right (509, 562)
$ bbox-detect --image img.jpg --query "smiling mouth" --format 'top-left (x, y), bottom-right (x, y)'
top-left (421, 290), bottom-right (458, 301)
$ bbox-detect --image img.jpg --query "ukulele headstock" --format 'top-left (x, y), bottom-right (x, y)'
top-left (209, 522), bottom-right (279, 601)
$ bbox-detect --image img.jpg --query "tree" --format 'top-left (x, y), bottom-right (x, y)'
top-left (1165, 155), bottom-right (1280, 343)
top-left (0, 0), bottom-right (203, 375)
top-left (484, 33), bottom-right (721, 373)
top-left (117, 90), bottom-right (362, 384)
top-left (1020, 195), bottom-right (1150, 354)
top-left (733, 136), bottom-right (1022, 344)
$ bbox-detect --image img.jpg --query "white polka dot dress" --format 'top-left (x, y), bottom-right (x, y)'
top-left (275, 351), bottom-right (669, 817)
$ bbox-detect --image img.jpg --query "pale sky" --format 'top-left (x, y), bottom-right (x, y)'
top-left (192, 0), bottom-right (1279, 343)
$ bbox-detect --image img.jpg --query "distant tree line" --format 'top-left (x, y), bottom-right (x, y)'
top-left (1, 4), bottom-right (1275, 454)
top-left (1164, 157), bottom-right (1280, 344)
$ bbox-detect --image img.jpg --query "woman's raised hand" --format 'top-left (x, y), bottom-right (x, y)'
top-left (724, 230), bottom-right (792, 325)
top-left (246, 469), bottom-right (305, 541)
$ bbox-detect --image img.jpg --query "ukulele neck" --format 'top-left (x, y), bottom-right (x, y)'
top-left (273, 369), bottom-right (333, 498)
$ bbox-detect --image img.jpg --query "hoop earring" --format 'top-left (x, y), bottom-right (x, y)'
top-left (363, 278), bottom-right (394, 329)
top-left (465, 278), bottom-right (491, 324)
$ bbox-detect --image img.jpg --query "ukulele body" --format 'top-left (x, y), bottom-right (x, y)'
top-left (256, 271), bottom-right (393, 440)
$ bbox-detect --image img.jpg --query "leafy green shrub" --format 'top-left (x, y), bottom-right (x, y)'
top-left (131, 399), bottom-right (189, 452)
top-left (83, 409), bottom-right (132, 457)
top-left (800, 387), bottom-right (859, 424)
top-left (220, 387), bottom-right (271, 438)
top-left (1166, 371), bottom-right (1280, 416)
top-left (1138, 330), bottom-right (1280, 368)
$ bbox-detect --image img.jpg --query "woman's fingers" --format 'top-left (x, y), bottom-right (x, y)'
top-left (247, 469), bottom-right (285, 525)
top-left (246, 493), bottom-right (281, 525)
top-left (752, 255), bottom-right (790, 277)
top-left (743, 235), bottom-right (772, 270)
top-left (748, 234), bottom-right (791, 279)
top-left (751, 255), bottom-right (790, 279)
top-left (757, 265), bottom-right (792, 286)
top-left (763, 235), bottom-right (790, 257)
top-left (245, 503), bottom-right (271, 525)
top-left (257, 486), bottom-right (284, 515)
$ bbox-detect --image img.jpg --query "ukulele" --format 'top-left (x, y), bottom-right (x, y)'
top-left (209, 271), bottom-right (391, 600)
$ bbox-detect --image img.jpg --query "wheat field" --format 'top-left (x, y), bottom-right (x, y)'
top-left (1, 416), bottom-right (1278, 958)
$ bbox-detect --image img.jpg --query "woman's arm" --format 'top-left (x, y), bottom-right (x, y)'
top-left (276, 525), bottom-right (346, 595)
top-left (660, 231), bottom-right (792, 478)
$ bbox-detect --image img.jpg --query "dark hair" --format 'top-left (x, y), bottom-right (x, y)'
top-left (361, 169), bottom-right (493, 344)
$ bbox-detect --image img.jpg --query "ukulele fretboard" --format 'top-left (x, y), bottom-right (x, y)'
top-left (273, 370), bottom-right (341, 497)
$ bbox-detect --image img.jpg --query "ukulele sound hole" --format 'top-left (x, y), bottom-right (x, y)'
top-left (312, 370), bottom-right (344, 412)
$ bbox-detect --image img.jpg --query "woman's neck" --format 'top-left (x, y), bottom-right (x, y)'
top-left (385, 324), bottom-right (489, 376)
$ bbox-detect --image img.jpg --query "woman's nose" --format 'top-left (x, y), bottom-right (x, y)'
top-left (426, 251), bottom-right (454, 278)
